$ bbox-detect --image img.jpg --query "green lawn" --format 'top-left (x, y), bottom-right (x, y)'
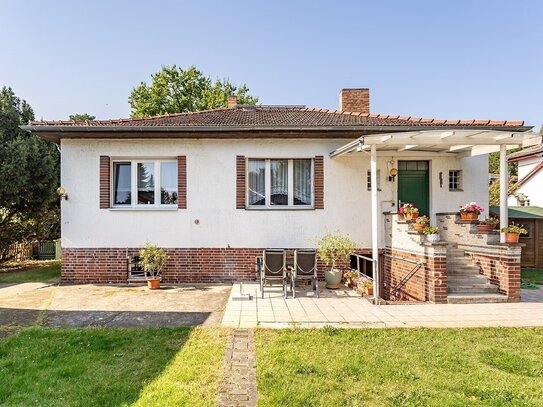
top-left (522, 268), bottom-right (543, 287)
top-left (256, 328), bottom-right (543, 406)
top-left (0, 261), bottom-right (60, 284)
top-left (0, 327), bottom-right (228, 406)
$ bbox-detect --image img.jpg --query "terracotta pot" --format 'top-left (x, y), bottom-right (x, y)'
top-left (505, 233), bottom-right (520, 243)
top-left (365, 286), bottom-right (374, 296)
top-left (147, 278), bottom-right (161, 290)
top-left (404, 211), bottom-right (419, 221)
top-left (460, 212), bottom-right (478, 221)
top-left (413, 223), bottom-right (426, 232)
top-left (477, 224), bottom-right (494, 232)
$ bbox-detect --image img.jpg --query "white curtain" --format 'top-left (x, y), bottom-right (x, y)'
top-left (248, 160), bottom-right (265, 205)
top-left (271, 160), bottom-right (288, 205)
top-left (294, 159), bottom-right (312, 205)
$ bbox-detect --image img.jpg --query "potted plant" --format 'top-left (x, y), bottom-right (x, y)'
top-left (344, 269), bottom-right (360, 287)
top-left (361, 279), bottom-right (374, 296)
top-left (413, 215), bottom-right (429, 232)
top-left (423, 226), bottom-right (440, 243)
top-left (139, 241), bottom-right (168, 289)
top-left (459, 202), bottom-right (484, 221)
top-left (477, 216), bottom-right (499, 232)
top-left (400, 203), bottom-right (419, 221)
top-left (500, 223), bottom-right (528, 243)
top-left (317, 231), bottom-right (356, 289)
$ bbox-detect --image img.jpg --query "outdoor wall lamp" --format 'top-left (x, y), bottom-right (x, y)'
top-left (439, 172), bottom-right (443, 188)
top-left (57, 187), bottom-right (68, 200)
top-left (387, 159), bottom-right (397, 182)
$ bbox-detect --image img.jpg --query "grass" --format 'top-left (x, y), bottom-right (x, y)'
top-left (256, 328), bottom-right (543, 406)
top-left (0, 260), bottom-right (60, 284)
top-left (522, 268), bottom-right (543, 287)
top-left (0, 327), bottom-right (228, 406)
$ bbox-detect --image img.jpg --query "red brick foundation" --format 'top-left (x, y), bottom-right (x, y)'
top-left (61, 247), bottom-right (369, 284)
top-left (383, 247), bottom-right (447, 303)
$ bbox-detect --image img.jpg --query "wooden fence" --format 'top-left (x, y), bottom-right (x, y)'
top-left (2, 240), bottom-right (61, 262)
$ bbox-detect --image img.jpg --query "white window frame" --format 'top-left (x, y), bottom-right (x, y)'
top-left (448, 169), bottom-right (463, 191)
top-left (367, 169), bottom-right (381, 191)
top-left (246, 158), bottom-right (314, 209)
top-left (111, 159), bottom-right (178, 210)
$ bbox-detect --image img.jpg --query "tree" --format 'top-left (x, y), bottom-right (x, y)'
top-left (69, 113), bottom-right (95, 121)
top-left (489, 179), bottom-right (516, 206)
top-left (128, 65), bottom-right (258, 117)
top-left (0, 87), bottom-right (60, 260)
top-left (488, 149), bottom-right (520, 176)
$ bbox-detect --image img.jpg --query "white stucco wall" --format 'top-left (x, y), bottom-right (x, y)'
top-left (60, 138), bottom-right (488, 249)
top-left (508, 157), bottom-right (543, 206)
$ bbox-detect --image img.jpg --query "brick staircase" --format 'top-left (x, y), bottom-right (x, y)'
top-left (447, 247), bottom-right (507, 304)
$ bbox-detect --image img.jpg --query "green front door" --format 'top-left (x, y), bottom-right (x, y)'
top-left (398, 161), bottom-right (430, 215)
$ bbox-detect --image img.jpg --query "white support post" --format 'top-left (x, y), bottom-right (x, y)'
top-left (370, 144), bottom-right (379, 303)
top-left (499, 144), bottom-right (508, 243)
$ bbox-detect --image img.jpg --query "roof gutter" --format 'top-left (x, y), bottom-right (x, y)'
top-left (21, 124), bottom-right (533, 133)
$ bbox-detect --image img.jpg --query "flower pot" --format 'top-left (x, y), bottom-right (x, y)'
top-left (324, 269), bottom-right (343, 289)
top-left (404, 211), bottom-right (419, 221)
top-left (426, 234), bottom-right (440, 243)
top-left (460, 212), bottom-right (478, 221)
top-left (413, 223), bottom-right (426, 232)
top-left (477, 224), bottom-right (494, 232)
top-left (147, 278), bottom-right (161, 290)
top-left (505, 232), bottom-right (520, 243)
top-left (365, 286), bottom-right (374, 296)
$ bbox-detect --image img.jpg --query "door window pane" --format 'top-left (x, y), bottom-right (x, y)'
top-left (248, 160), bottom-right (265, 205)
top-left (270, 160), bottom-right (288, 205)
top-left (137, 163), bottom-right (155, 205)
top-left (160, 162), bottom-right (178, 205)
top-left (294, 159), bottom-right (312, 205)
top-left (113, 162), bottom-right (131, 205)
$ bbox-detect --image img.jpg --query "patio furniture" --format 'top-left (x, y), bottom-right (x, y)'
top-left (291, 249), bottom-right (319, 298)
top-left (260, 249), bottom-right (288, 298)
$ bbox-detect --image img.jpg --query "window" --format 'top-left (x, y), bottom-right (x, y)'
top-left (449, 170), bottom-right (462, 191)
top-left (112, 160), bottom-right (177, 208)
top-left (366, 170), bottom-right (381, 191)
top-left (247, 158), bottom-right (313, 208)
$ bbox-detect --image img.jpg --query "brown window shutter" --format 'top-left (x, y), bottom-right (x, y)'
top-left (314, 156), bottom-right (324, 209)
top-left (236, 156), bottom-right (246, 209)
top-left (99, 156), bottom-right (110, 209)
top-left (177, 156), bottom-right (187, 209)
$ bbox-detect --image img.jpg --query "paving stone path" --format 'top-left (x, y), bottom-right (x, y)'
top-left (217, 329), bottom-right (257, 407)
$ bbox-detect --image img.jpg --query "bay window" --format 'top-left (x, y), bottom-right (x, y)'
top-left (112, 159), bottom-right (177, 208)
top-left (247, 158), bottom-right (313, 208)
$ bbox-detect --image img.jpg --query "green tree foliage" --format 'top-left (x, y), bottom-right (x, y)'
top-left (489, 179), bottom-right (516, 206)
top-left (69, 113), bottom-right (95, 121)
top-left (488, 150), bottom-right (520, 176)
top-left (128, 65), bottom-right (258, 117)
top-left (0, 87), bottom-right (60, 260)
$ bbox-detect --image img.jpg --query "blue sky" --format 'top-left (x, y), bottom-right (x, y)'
top-left (1, 0), bottom-right (542, 129)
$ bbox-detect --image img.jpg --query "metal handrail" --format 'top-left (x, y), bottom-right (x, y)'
top-left (386, 255), bottom-right (424, 301)
top-left (352, 253), bottom-right (379, 304)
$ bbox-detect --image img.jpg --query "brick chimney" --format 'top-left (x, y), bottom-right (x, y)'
top-left (227, 95), bottom-right (238, 108)
top-left (339, 88), bottom-right (370, 114)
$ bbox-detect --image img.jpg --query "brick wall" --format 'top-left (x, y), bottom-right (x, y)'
top-left (61, 247), bottom-right (369, 284)
top-left (464, 246), bottom-right (522, 302)
top-left (383, 247), bottom-right (447, 303)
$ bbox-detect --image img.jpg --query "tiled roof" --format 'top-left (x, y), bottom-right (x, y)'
top-left (507, 144), bottom-right (543, 161)
top-left (28, 106), bottom-right (525, 129)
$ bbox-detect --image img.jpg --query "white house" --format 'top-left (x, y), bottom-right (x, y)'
top-left (23, 89), bottom-right (541, 303)
top-left (507, 145), bottom-right (543, 206)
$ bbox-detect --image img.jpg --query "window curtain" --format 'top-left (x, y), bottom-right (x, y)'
top-left (271, 160), bottom-right (288, 205)
top-left (248, 160), bottom-right (265, 205)
top-left (293, 159), bottom-right (312, 205)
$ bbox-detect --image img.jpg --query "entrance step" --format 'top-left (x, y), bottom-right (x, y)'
top-left (448, 283), bottom-right (499, 293)
top-left (447, 293), bottom-right (508, 304)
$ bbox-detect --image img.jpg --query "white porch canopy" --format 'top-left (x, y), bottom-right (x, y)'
top-left (330, 130), bottom-right (542, 303)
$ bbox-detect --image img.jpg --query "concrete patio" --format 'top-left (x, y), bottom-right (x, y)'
top-left (221, 283), bottom-right (543, 328)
